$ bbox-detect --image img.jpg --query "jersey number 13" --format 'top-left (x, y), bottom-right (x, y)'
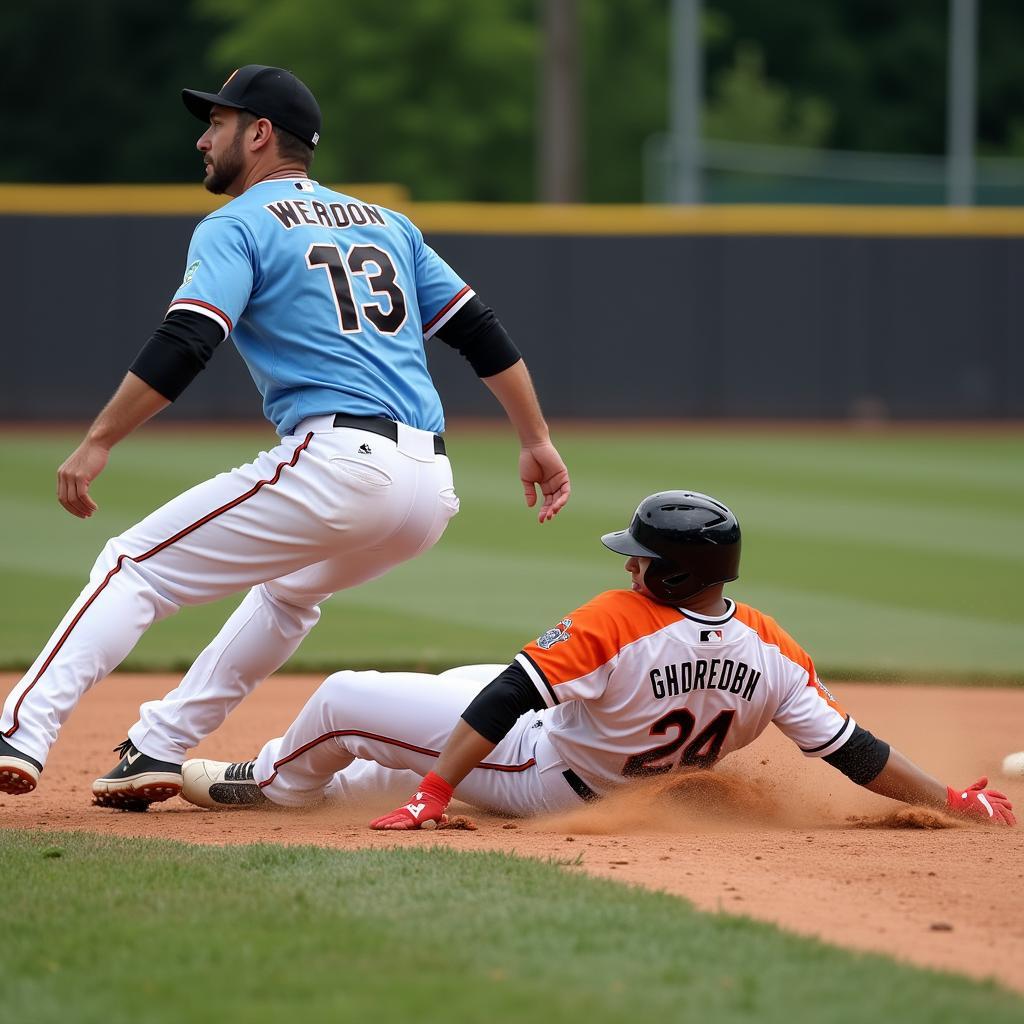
top-left (305, 243), bottom-right (408, 335)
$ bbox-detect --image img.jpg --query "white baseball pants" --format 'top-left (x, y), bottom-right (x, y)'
top-left (2, 417), bottom-right (459, 765)
top-left (253, 666), bottom-right (588, 817)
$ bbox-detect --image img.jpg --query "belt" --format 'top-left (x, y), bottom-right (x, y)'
top-left (333, 414), bottom-right (446, 456)
top-left (562, 768), bottom-right (599, 803)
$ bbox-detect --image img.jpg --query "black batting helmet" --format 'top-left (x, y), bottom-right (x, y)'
top-left (601, 491), bottom-right (741, 603)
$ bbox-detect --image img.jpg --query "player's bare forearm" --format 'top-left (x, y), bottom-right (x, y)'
top-left (481, 359), bottom-right (550, 445)
top-left (860, 747), bottom-right (948, 808)
top-left (58, 371), bottom-right (170, 518)
top-left (85, 371), bottom-right (171, 448)
top-left (434, 719), bottom-right (499, 789)
top-left (482, 360), bottom-right (571, 521)
top-left (863, 746), bottom-right (1015, 824)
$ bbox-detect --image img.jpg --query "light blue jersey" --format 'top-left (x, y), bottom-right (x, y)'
top-left (169, 178), bottom-right (473, 435)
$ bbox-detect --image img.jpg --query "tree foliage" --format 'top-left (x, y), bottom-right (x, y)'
top-left (203, 0), bottom-right (538, 200)
top-left (0, 0), bottom-right (226, 183)
top-left (704, 0), bottom-right (1024, 156)
top-left (0, 0), bottom-right (1022, 199)
top-left (704, 43), bottom-right (833, 148)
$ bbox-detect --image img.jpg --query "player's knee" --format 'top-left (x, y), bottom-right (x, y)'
top-left (92, 537), bottom-right (126, 576)
top-left (89, 538), bottom-right (156, 595)
top-left (257, 582), bottom-right (322, 634)
top-left (311, 669), bottom-right (417, 736)
top-left (261, 580), bottom-right (322, 612)
top-left (314, 670), bottom-right (381, 717)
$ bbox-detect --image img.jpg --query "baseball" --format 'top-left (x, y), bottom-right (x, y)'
top-left (1001, 752), bottom-right (1024, 779)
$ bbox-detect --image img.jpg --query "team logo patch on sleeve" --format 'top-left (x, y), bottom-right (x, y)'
top-left (537, 618), bottom-right (572, 650)
top-left (182, 260), bottom-right (201, 285)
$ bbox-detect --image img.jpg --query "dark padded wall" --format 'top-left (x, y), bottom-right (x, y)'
top-left (2, 215), bottom-right (1020, 422)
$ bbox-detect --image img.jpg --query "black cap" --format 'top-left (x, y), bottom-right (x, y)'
top-left (182, 65), bottom-right (321, 148)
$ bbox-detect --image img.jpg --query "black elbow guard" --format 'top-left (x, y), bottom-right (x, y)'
top-left (435, 295), bottom-right (522, 377)
top-left (823, 724), bottom-right (890, 785)
top-left (460, 663), bottom-right (546, 744)
top-left (129, 310), bottom-right (224, 400)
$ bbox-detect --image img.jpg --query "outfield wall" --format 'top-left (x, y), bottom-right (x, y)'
top-left (3, 191), bottom-right (1023, 421)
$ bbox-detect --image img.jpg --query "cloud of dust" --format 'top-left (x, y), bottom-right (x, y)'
top-left (534, 766), bottom-right (826, 834)
top-left (532, 765), bottom-right (962, 834)
top-left (846, 807), bottom-right (962, 829)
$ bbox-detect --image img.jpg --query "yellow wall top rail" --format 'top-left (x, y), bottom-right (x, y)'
top-left (1, 185), bottom-right (1023, 236)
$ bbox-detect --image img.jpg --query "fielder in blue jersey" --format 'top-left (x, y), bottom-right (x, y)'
top-left (168, 178), bottom-right (470, 436)
top-left (0, 66), bottom-right (571, 810)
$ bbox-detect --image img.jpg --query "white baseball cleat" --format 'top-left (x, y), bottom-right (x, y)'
top-left (181, 758), bottom-right (269, 809)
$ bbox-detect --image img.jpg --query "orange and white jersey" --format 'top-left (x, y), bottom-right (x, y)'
top-left (517, 589), bottom-right (853, 792)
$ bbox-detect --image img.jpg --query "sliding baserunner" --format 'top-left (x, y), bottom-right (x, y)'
top-left (179, 491), bottom-right (1013, 829)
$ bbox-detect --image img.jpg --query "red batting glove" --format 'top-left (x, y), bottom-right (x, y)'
top-left (946, 777), bottom-right (1016, 826)
top-left (369, 771), bottom-right (454, 830)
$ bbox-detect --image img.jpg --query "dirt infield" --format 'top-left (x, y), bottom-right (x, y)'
top-left (3, 673), bottom-right (1022, 993)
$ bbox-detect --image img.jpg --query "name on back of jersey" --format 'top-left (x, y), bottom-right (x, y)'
top-left (264, 198), bottom-right (387, 231)
top-left (649, 658), bottom-right (761, 701)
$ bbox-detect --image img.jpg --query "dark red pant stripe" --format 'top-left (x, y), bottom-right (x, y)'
top-left (260, 728), bottom-right (537, 788)
top-left (4, 432), bottom-right (316, 738)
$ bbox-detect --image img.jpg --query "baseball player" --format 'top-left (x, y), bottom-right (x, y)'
top-left (178, 491), bottom-right (1015, 829)
top-left (0, 65), bottom-right (570, 810)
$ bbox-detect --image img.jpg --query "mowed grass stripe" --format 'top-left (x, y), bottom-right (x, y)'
top-left (1, 428), bottom-right (1021, 678)
top-left (748, 535), bottom-right (1016, 622)
top-left (739, 584), bottom-right (1024, 679)
top-left (324, 553), bottom-right (1021, 677)
top-left (5, 486), bottom-right (1020, 602)
top-left (2, 830), bottom-right (1021, 1024)
top-left (518, 431), bottom-right (1024, 501)
top-left (445, 482), bottom-right (1022, 563)
top-left (6, 570), bottom-right (1013, 679)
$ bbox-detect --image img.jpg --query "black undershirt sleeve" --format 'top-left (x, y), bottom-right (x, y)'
top-left (822, 724), bottom-right (891, 785)
top-left (434, 295), bottom-right (522, 378)
top-left (460, 662), bottom-right (546, 745)
top-left (129, 309), bottom-right (226, 401)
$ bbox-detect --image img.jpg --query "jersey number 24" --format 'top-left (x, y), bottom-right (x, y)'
top-left (622, 708), bottom-right (736, 777)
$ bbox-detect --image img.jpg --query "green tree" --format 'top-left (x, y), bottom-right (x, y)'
top-left (3, 1), bottom-right (1024, 199)
top-left (704, 0), bottom-right (1024, 157)
top-left (704, 42), bottom-right (832, 146)
top-left (204, 0), bottom-right (538, 200)
top-left (581, 0), bottom-right (670, 202)
top-left (0, 0), bottom-right (226, 182)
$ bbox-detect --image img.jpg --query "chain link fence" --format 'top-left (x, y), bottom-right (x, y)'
top-left (645, 135), bottom-right (1024, 205)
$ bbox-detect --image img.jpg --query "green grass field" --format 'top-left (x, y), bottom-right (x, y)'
top-left (3, 430), bottom-right (1023, 1022)
top-left (1, 425), bottom-right (1021, 680)
top-left (3, 830), bottom-right (1021, 1024)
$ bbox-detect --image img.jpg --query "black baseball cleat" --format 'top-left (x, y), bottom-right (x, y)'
top-left (0, 735), bottom-right (43, 795)
top-left (91, 739), bottom-right (183, 811)
top-left (181, 758), bottom-right (270, 809)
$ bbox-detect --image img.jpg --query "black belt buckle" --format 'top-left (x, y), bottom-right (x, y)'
top-left (333, 414), bottom-right (446, 456)
top-left (562, 768), bottom-right (599, 803)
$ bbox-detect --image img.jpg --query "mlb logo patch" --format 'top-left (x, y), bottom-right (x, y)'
top-left (699, 629), bottom-right (724, 643)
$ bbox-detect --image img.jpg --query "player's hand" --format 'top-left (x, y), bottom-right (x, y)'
top-left (369, 771), bottom-right (453, 830)
top-left (519, 442), bottom-right (571, 523)
top-left (946, 777), bottom-right (1016, 825)
top-left (57, 440), bottom-right (110, 518)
